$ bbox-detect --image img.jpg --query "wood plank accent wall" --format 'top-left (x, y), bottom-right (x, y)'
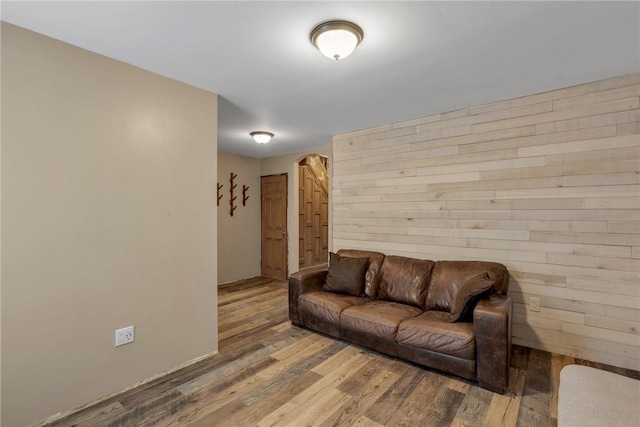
top-left (332, 73), bottom-right (640, 371)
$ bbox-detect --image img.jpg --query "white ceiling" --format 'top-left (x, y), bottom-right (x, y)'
top-left (2, 1), bottom-right (639, 158)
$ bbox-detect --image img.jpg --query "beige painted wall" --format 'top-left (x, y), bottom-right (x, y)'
top-left (261, 146), bottom-right (332, 277)
top-left (1, 23), bottom-right (218, 426)
top-left (333, 73), bottom-right (640, 371)
top-left (217, 151), bottom-right (261, 284)
top-left (0, 19), bottom-right (4, 427)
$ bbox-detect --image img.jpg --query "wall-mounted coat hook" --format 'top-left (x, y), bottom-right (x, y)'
top-left (229, 172), bottom-right (238, 216)
top-left (217, 183), bottom-right (223, 206)
top-left (242, 185), bottom-right (250, 206)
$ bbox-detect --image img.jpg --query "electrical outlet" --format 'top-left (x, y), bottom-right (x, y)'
top-left (529, 297), bottom-right (540, 312)
top-left (115, 326), bottom-right (135, 347)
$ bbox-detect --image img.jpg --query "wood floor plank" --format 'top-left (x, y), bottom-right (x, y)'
top-left (285, 349), bottom-right (371, 406)
top-left (255, 402), bottom-right (297, 427)
top-left (182, 397), bottom-right (248, 427)
top-left (49, 401), bottom-right (127, 427)
top-left (269, 333), bottom-right (331, 361)
top-left (222, 371), bottom-right (324, 426)
top-left (482, 368), bottom-right (526, 427)
top-left (218, 288), bottom-right (287, 316)
top-left (327, 361), bottom-right (402, 426)
top-left (516, 349), bottom-right (552, 427)
top-left (450, 418), bottom-right (477, 427)
top-left (43, 277), bottom-right (640, 427)
top-left (281, 387), bottom-right (350, 427)
top-left (450, 383), bottom-right (495, 426)
top-left (176, 337), bottom-right (294, 395)
top-left (217, 317), bottom-right (288, 350)
top-left (218, 287), bottom-right (286, 312)
top-left (186, 357), bottom-right (276, 400)
top-left (218, 320), bottom-right (307, 354)
top-left (106, 388), bottom-right (192, 427)
top-left (245, 340), bottom-right (347, 405)
top-left (270, 321), bottom-right (292, 333)
top-left (351, 415), bottom-right (385, 427)
top-left (311, 345), bottom-right (367, 376)
top-left (336, 357), bottom-right (396, 396)
top-left (424, 387), bottom-right (467, 427)
top-left (258, 340), bottom-right (342, 381)
top-left (445, 376), bottom-right (473, 394)
top-left (386, 370), bottom-right (448, 427)
top-left (169, 369), bottom-right (266, 425)
top-left (364, 363), bottom-right (430, 425)
top-left (218, 317), bottom-right (270, 341)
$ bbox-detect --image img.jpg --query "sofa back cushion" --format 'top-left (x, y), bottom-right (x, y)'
top-left (336, 249), bottom-right (386, 299)
top-left (425, 261), bottom-right (509, 314)
top-left (323, 252), bottom-right (369, 296)
top-left (377, 256), bottom-right (435, 308)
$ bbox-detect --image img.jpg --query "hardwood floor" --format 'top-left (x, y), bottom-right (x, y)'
top-left (45, 277), bottom-right (640, 427)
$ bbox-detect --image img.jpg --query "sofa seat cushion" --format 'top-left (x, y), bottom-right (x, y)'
top-left (397, 311), bottom-right (475, 360)
top-left (341, 301), bottom-right (422, 340)
top-left (298, 291), bottom-right (370, 324)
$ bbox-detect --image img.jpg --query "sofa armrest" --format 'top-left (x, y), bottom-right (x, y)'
top-left (288, 264), bottom-right (328, 325)
top-left (474, 293), bottom-right (512, 394)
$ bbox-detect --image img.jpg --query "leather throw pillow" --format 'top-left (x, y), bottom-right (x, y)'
top-left (323, 252), bottom-right (369, 296)
top-left (447, 272), bottom-right (494, 322)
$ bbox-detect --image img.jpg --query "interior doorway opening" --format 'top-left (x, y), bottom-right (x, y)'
top-left (297, 155), bottom-right (329, 269)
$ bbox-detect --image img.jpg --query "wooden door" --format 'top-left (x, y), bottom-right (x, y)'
top-left (299, 163), bottom-right (329, 268)
top-left (261, 174), bottom-right (288, 280)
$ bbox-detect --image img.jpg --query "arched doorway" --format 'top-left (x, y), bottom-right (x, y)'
top-left (298, 154), bottom-right (329, 269)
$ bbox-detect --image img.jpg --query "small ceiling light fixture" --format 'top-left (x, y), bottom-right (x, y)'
top-left (250, 131), bottom-right (274, 144)
top-left (310, 20), bottom-right (364, 60)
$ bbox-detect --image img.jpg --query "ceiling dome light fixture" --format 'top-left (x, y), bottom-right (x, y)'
top-left (250, 131), bottom-right (274, 144)
top-left (310, 20), bottom-right (364, 60)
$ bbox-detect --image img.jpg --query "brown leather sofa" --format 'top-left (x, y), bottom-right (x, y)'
top-left (289, 249), bottom-right (512, 394)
